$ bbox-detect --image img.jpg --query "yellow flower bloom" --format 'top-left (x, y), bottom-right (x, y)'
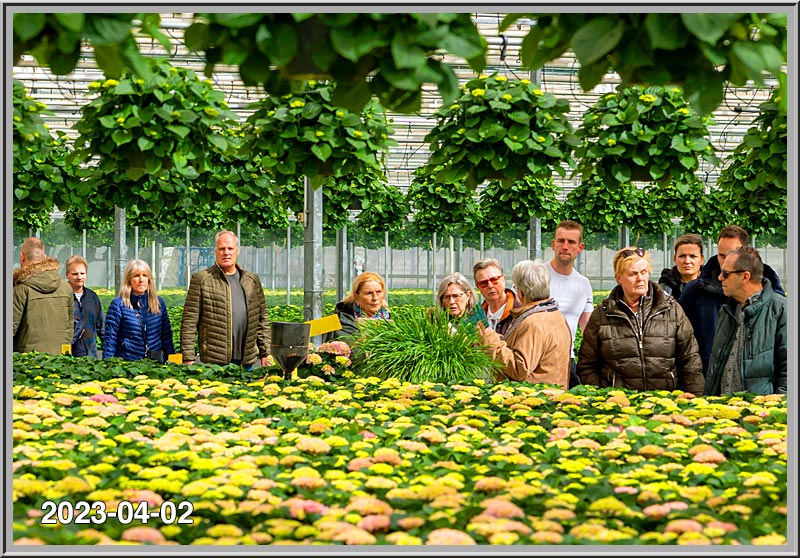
top-left (470, 88), bottom-right (485, 97)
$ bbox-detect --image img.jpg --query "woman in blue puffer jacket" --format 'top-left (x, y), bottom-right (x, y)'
top-left (103, 259), bottom-right (174, 362)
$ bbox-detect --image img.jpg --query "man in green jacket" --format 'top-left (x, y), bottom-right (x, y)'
top-left (13, 237), bottom-right (74, 354)
top-left (180, 230), bottom-right (271, 368)
top-left (705, 246), bottom-right (787, 396)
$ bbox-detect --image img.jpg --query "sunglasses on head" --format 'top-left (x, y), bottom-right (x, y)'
top-left (720, 269), bottom-right (746, 279)
top-left (476, 275), bottom-right (503, 288)
top-left (620, 248), bottom-right (646, 258)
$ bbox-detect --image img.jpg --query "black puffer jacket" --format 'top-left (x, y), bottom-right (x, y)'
top-left (657, 266), bottom-right (699, 300)
top-left (577, 282), bottom-right (704, 395)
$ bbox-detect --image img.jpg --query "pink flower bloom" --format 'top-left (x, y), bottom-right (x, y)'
top-left (693, 449), bottom-right (727, 463)
top-left (90, 393), bottom-right (119, 404)
top-left (614, 486), bottom-right (638, 494)
top-left (358, 514), bottom-right (391, 532)
top-left (360, 430), bottom-right (377, 439)
top-left (347, 457), bottom-right (375, 471)
top-left (398, 516), bottom-right (425, 530)
top-left (480, 498), bottom-right (525, 519)
top-left (121, 526), bottom-right (166, 544)
top-left (426, 528), bottom-right (477, 545)
top-left (665, 519), bottom-right (704, 533)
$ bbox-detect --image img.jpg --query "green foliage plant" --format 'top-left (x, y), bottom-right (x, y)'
top-left (70, 58), bottom-right (240, 231)
top-left (351, 306), bottom-right (499, 383)
top-left (561, 178), bottom-right (640, 235)
top-left (407, 166), bottom-right (481, 236)
top-left (184, 13), bottom-right (487, 113)
top-left (240, 81), bottom-right (396, 190)
top-left (573, 85), bottom-right (720, 190)
top-left (716, 92), bottom-right (787, 238)
top-left (478, 175), bottom-right (562, 233)
top-left (501, 13), bottom-right (789, 114)
top-left (12, 80), bottom-right (83, 230)
top-left (423, 73), bottom-right (579, 190)
top-left (12, 13), bottom-right (170, 79)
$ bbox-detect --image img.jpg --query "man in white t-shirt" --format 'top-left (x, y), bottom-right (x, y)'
top-left (546, 220), bottom-right (594, 388)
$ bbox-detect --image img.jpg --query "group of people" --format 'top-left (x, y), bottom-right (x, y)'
top-left (14, 222), bottom-right (787, 398)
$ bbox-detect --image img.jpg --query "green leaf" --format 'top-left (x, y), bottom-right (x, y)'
top-left (86, 15), bottom-right (133, 45)
top-left (644, 13), bottom-right (689, 50)
top-left (311, 142), bottom-right (332, 162)
top-left (111, 129), bottom-right (132, 146)
top-left (14, 13), bottom-right (46, 41)
top-left (391, 34), bottom-right (427, 69)
top-left (183, 22), bottom-right (209, 52)
top-left (578, 59), bottom-right (610, 92)
top-left (166, 125), bottom-right (190, 139)
top-left (214, 13), bottom-right (264, 28)
top-left (137, 137), bottom-right (154, 151)
top-left (571, 16), bottom-right (625, 66)
top-left (331, 80), bottom-right (372, 113)
top-left (207, 134), bottom-right (228, 151)
top-left (680, 13), bottom-right (742, 44)
top-left (731, 42), bottom-right (769, 84)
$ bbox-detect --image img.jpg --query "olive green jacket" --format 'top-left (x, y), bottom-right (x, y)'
top-left (13, 257), bottom-right (74, 354)
top-left (180, 263), bottom-right (270, 366)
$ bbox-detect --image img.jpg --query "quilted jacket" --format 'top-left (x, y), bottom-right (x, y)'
top-left (578, 282), bottom-right (704, 395)
top-left (705, 281), bottom-right (787, 395)
top-left (13, 257), bottom-right (74, 354)
top-left (103, 293), bottom-right (174, 361)
top-left (180, 263), bottom-right (270, 366)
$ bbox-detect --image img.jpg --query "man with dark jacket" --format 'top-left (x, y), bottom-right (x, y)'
top-left (13, 237), bottom-right (74, 354)
top-left (679, 225), bottom-right (783, 375)
top-left (180, 230), bottom-right (271, 367)
top-left (65, 255), bottom-right (104, 357)
top-left (705, 247), bottom-right (786, 396)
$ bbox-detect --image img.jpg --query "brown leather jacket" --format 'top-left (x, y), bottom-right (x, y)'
top-left (577, 282), bottom-right (703, 395)
top-left (180, 263), bottom-right (270, 366)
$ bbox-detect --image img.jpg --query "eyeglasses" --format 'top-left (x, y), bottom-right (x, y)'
top-left (442, 292), bottom-right (466, 302)
top-left (720, 269), bottom-right (747, 279)
top-left (619, 248), bottom-right (646, 258)
top-left (476, 275), bottom-right (503, 288)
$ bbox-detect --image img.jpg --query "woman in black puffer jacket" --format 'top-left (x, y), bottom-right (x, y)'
top-left (578, 247), bottom-right (704, 395)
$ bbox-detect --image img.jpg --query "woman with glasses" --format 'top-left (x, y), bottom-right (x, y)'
top-left (325, 271), bottom-right (390, 341)
top-left (436, 273), bottom-right (478, 320)
top-left (480, 259), bottom-right (572, 389)
top-left (577, 247), bottom-right (704, 395)
top-left (103, 259), bottom-right (174, 362)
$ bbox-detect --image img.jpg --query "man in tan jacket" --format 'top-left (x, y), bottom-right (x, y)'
top-left (13, 237), bottom-right (74, 354)
top-left (480, 259), bottom-right (572, 389)
top-left (180, 230), bottom-right (270, 368)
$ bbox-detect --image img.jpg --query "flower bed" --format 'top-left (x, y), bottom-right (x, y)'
top-left (12, 354), bottom-right (787, 546)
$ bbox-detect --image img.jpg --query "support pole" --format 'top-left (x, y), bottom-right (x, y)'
top-left (303, 176), bottom-right (324, 341)
top-left (82, 229), bottom-right (87, 261)
top-left (336, 226), bottom-right (348, 303)
top-left (185, 225), bottom-right (191, 290)
top-left (114, 206), bottom-right (127, 295)
top-left (384, 230), bottom-right (390, 305)
top-left (529, 216), bottom-right (542, 260)
top-left (286, 217), bottom-right (294, 305)
top-left (134, 226), bottom-right (139, 260)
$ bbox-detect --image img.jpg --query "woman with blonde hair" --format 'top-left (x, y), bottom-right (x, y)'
top-left (577, 247), bottom-right (703, 395)
top-left (103, 259), bottom-right (174, 362)
top-left (326, 271), bottom-right (390, 341)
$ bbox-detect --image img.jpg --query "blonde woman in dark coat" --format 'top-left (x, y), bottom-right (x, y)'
top-left (577, 247), bottom-right (704, 395)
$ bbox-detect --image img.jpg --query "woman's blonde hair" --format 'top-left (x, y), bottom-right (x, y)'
top-left (343, 272), bottom-right (388, 308)
top-left (436, 272), bottom-right (477, 315)
top-left (613, 247), bottom-right (652, 277)
top-left (119, 259), bottom-right (160, 313)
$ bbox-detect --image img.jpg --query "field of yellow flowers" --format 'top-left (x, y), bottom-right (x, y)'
top-left (12, 353), bottom-right (787, 546)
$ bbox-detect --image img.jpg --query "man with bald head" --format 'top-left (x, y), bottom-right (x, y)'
top-left (13, 237), bottom-right (74, 354)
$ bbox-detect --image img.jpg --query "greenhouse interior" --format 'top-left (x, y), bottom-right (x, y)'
top-left (9, 10), bottom-right (793, 550)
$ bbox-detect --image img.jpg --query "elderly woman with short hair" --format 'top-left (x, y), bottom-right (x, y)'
top-left (480, 259), bottom-right (572, 389)
top-left (577, 247), bottom-right (704, 395)
top-left (436, 272), bottom-right (478, 321)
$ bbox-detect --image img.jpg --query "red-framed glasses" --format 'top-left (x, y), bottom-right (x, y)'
top-left (476, 275), bottom-right (503, 288)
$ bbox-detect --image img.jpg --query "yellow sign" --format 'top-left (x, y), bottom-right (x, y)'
top-left (305, 314), bottom-right (342, 337)
top-left (168, 353), bottom-right (183, 364)
top-left (61, 344), bottom-right (72, 355)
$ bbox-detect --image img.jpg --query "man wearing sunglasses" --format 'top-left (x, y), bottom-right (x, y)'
top-left (704, 246), bottom-right (786, 396)
top-left (472, 258), bottom-right (521, 335)
top-left (546, 220), bottom-right (594, 388)
top-left (679, 225), bottom-right (784, 376)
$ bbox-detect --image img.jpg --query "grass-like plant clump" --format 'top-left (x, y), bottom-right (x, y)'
top-left (351, 306), bottom-right (500, 384)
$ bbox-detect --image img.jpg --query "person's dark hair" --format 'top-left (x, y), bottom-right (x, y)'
top-left (673, 234), bottom-right (704, 256)
top-left (729, 246), bottom-right (763, 283)
top-left (555, 220), bottom-right (584, 242)
top-left (718, 225), bottom-right (749, 246)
